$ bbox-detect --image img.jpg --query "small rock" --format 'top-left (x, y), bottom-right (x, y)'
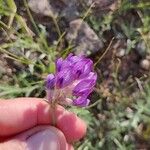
top-left (66, 19), bottom-right (103, 56)
top-left (113, 39), bottom-right (127, 57)
top-left (124, 134), bottom-right (134, 143)
top-left (28, 0), bottom-right (79, 21)
top-left (116, 48), bottom-right (125, 57)
top-left (6, 68), bottom-right (12, 75)
top-left (28, 0), bottom-right (58, 17)
top-left (136, 123), bottom-right (144, 135)
top-left (126, 107), bottom-right (133, 114)
top-left (136, 41), bottom-right (146, 56)
top-left (140, 59), bottom-right (150, 70)
top-left (61, 3), bottom-right (79, 21)
top-left (97, 113), bottom-right (106, 121)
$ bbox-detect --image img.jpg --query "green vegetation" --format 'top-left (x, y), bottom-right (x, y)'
top-left (0, 0), bottom-right (150, 149)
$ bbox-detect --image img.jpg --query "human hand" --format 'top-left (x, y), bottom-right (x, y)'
top-left (0, 98), bottom-right (87, 150)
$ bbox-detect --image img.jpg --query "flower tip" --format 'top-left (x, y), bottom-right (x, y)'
top-left (46, 74), bottom-right (55, 89)
top-left (73, 97), bottom-right (90, 107)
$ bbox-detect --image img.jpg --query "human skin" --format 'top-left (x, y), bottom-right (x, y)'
top-left (0, 98), bottom-right (87, 150)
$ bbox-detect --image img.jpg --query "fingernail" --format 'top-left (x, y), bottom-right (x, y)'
top-left (26, 129), bottom-right (61, 150)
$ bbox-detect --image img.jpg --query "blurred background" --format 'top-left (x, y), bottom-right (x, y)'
top-left (0, 0), bottom-right (150, 149)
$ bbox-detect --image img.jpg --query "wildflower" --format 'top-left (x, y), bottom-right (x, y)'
top-left (46, 54), bottom-right (97, 107)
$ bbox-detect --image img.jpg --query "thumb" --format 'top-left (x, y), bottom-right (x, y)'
top-left (0, 126), bottom-right (73, 150)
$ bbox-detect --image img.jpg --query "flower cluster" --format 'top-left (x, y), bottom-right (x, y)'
top-left (46, 54), bottom-right (97, 107)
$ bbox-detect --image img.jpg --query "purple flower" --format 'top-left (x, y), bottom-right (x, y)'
top-left (46, 74), bottom-right (55, 89)
top-left (45, 54), bottom-right (97, 107)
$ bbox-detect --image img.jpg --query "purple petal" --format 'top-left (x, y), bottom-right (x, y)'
top-left (73, 78), bottom-right (96, 96)
top-left (74, 88), bottom-right (93, 96)
top-left (66, 53), bottom-right (73, 60)
top-left (56, 68), bottom-right (74, 88)
top-left (73, 59), bottom-right (93, 79)
top-left (86, 72), bottom-right (97, 81)
top-left (46, 74), bottom-right (55, 89)
top-left (67, 55), bottom-right (82, 64)
top-left (56, 58), bottom-right (63, 72)
top-left (60, 60), bottom-right (72, 70)
top-left (82, 59), bottom-right (93, 74)
top-left (73, 96), bottom-right (90, 107)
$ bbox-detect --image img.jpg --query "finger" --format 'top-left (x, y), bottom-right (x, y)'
top-left (0, 125), bottom-right (73, 150)
top-left (0, 98), bottom-right (86, 142)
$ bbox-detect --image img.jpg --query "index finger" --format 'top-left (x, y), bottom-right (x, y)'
top-left (0, 98), bottom-right (86, 142)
